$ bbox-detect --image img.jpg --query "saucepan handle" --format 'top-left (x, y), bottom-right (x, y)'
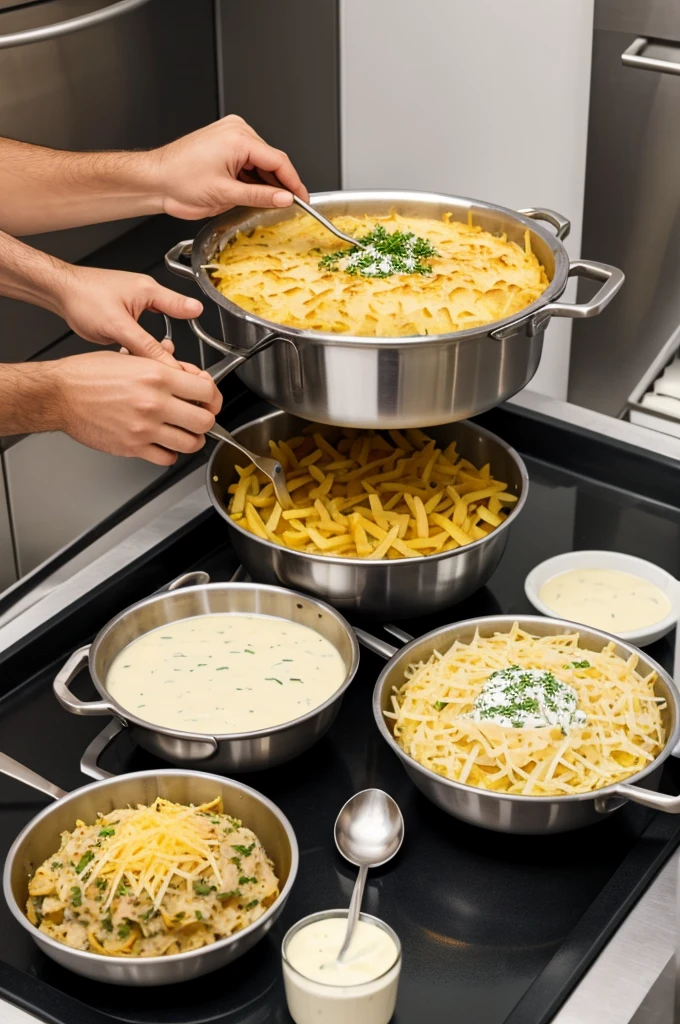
top-left (0, 752), bottom-right (67, 800)
top-left (354, 628), bottom-right (400, 660)
top-left (164, 239), bottom-right (195, 281)
top-left (53, 645), bottom-right (114, 717)
top-left (596, 781), bottom-right (680, 814)
top-left (529, 260), bottom-right (625, 335)
top-left (518, 207), bottom-right (571, 241)
top-left (80, 719), bottom-right (127, 781)
top-left (157, 570), bottom-right (210, 594)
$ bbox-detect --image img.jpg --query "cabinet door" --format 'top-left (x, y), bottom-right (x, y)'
top-left (0, 0), bottom-right (217, 362)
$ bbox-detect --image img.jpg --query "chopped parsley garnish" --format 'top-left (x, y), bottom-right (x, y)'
top-left (193, 880), bottom-right (212, 896)
top-left (98, 827), bottom-right (116, 838)
top-left (117, 924), bottom-right (131, 940)
top-left (432, 700), bottom-right (449, 711)
top-left (174, 912), bottom-right (185, 921)
top-left (101, 915), bottom-right (113, 932)
top-left (51, 861), bottom-right (63, 870)
top-left (244, 899), bottom-right (259, 911)
top-left (75, 851), bottom-right (95, 874)
top-left (70, 886), bottom-right (82, 907)
top-left (265, 677), bottom-right (283, 685)
top-left (232, 843), bottom-right (255, 858)
top-left (140, 908), bottom-right (156, 921)
top-left (116, 883), bottom-right (131, 897)
top-left (95, 878), bottom-right (108, 891)
top-left (239, 876), bottom-right (257, 886)
top-left (319, 224), bottom-right (438, 279)
top-left (564, 660), bottom-right (591, 669)
top-left (195, 910), bottom-right (204, 920)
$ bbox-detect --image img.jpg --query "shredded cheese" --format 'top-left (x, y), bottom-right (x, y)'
top-left (85, 798), bottom-right (224, 910)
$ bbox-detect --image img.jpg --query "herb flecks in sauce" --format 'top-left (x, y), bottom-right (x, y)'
top-left (318, 224), bottom-right (438, 279)
top-left (470, 666), bottom-right (587, 733)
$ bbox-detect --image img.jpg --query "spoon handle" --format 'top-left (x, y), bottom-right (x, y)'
top-left (337, 863), bottom-right (368, 963)
top-left (292, 195), bottom-right (363, 249)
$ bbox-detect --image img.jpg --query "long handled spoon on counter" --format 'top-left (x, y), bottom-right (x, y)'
top-left (333, 789), bottom-right (404, 963)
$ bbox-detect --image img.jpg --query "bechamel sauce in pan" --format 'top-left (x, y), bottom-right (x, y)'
top-left (538, 568), bottom-right (672, 633)
top-left (106, 613), bottom-right (346, 734)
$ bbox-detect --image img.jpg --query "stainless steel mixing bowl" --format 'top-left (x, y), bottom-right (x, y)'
top-left (52, 572), bottom-right (359, 772)
top-left (1, 759), bottom-right (298, 985)
top-left (166, 190), bottom-right (624, 429)
top-left (363, 615), bottom-right (680, 834)
top-left (208, 410), bottom-right (528, 617)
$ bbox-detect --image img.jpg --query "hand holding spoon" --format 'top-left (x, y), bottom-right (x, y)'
top-left (334, 789), bottom-right (404, 963)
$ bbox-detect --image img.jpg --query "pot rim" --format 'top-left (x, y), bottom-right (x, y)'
top-left (3, 768), bottom-right (299, 968)
top-left (190, 188), bottom-right (571, 346)
top-left (372, 613), bottom-right (680, 805)
top-left (208, 413), bottom-right (529, 568)
top-left (87, 582), bottom-right (360, 742)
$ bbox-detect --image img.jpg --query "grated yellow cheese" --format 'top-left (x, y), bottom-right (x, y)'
top-left (85, 798), bottom-right (224, 910)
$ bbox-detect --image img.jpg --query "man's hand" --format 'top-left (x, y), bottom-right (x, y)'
top-left (154, 115), bottom-right (309, 220)
top-left (17, 352), bottom-right (223, 466)
top-left (50, 266), bottom-right (204, 364)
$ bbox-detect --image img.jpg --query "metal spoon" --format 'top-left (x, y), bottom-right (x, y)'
top-left (334, 789), bottom-right (404, 963)
top-left (291, 194), bottom-right (366, 250)
top-left (207, 422), bottom-right (293, 511)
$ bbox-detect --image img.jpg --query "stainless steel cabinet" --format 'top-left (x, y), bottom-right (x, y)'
top-left (0, 0), bottom-right (218, 362)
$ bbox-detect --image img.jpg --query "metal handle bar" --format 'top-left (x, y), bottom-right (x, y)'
top-left (0, 0), bottom-right (152, 50)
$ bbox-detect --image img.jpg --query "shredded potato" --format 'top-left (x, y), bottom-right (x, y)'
top-left (387, 624), bottom-right (665, 796)
top-left (224, 424), bottom-right (518, 560)
top-left (207, 211), bottom-right (549, 337)
top-left (26, 797), bottom-right (278, 957)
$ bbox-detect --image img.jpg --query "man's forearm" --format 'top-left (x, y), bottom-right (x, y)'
top-left (0, 361), bottom-right (63, 436)
top-left (0, 228), bottom-right (70, 314)
top-left (0, 137), bottom-right (164, 236)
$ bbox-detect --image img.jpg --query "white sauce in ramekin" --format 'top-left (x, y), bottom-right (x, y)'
top-left (538, 568), bottom-right (671, 633)
top-left (282, 913), bottom-right (401, 1024)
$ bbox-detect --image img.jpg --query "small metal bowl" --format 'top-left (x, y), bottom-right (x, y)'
top-left (370, 614), bottom-right (680, 834)
top-left (3, 767), bottom-right (298, 985)
top-left (208, 410), bottom-right (528, 617)
top-left (53, 574), bottom-right (359, 773)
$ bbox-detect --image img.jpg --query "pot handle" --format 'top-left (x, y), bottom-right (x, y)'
top-left (164, 239), bottom-right (195, 281)
top-left (80, 719), bottom-right (127, 781)
top-left (518, 207), bottom-right (571, 241)
top-left (596, 781), bottom-right (680, 814)
top-left (0, 752), bottom-right (67, 801)
top-left (159, 570), bottom-right (211, 594)
top-left (53, 646), bottom-right (115, 717)
top-left (354, 628), bottom-right (400, 660)
top-left (189, 321), bottom-right (297, 387)
top-left (528, 260), bottom-right (625, 335)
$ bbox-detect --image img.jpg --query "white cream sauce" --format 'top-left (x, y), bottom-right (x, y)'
top-left (106, 613), bottom-right (346, 734)
top-left (539, 568), bottom-right (672, 633)
top-left (286, 918), bottom-right (398, 987)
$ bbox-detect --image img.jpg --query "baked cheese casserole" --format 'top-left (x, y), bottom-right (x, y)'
top-left (207, 212), bottom-right (550, 337)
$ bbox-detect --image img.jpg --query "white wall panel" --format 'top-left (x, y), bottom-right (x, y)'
top-left (339, 0), bottom-right (594, 399)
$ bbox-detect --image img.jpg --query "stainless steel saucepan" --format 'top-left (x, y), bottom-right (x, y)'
top-left (359, 615), bottom-right (680, 835)
top-left (0, 758), bottom-right (298, 985)
top-left (53, 571), bottom-right (359, 772)
top-left (165, 189), bottom-right (624, 429)
top-left (207, 409), bottom-right (528, 617)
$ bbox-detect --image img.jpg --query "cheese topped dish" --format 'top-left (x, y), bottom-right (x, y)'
top-left (26, 797), bottom-right (278, 957)
top-left (207, 212), bottom-right (549, 337)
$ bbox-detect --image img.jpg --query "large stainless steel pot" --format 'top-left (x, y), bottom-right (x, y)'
top-left (52, 571), bottom-right (359, 772)
top-left (208, 410), bottom-right (528, 617)
top-left (165, 190), bottom-right (624, 429)
top-left (360, 615), bottom-right (680, 835)
top-left (0, 757), bottom-right (297, 985)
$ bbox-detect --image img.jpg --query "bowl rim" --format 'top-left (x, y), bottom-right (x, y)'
top-left (372, 613), bottom-right (680, 804)
top-left (191, 187), bottom-right (570, 346)
top-left (3, 768), bottom-right (299, 968)
top-left (209, 413), bottom-right (529, 568)
top-left (524, 550), bottom-right (680, 643)
top-left (87, 582), bottom-right (361, 742)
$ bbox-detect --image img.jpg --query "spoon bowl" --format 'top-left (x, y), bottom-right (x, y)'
top-left (333, 789), bottom-right (403, 962)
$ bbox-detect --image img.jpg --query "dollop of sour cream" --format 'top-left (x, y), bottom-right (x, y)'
top-left (470, 666), bottom-right (587, 733)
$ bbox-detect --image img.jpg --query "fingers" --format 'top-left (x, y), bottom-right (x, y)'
top-left (169, 367), bottom-right (223, 413)
top-left (119, 338), bottom-right (174, 357)
top-left (245, 137), bottom-right (309, 202)
top-left (156, 425), bottom-right (207, 455)
top-left (165, 396), bottom-right (216, 435)
top-left (227, 180), bottom-right (294, 209)
top-left (116, 319), bottom-right (180, 366)
top-left (147, 282), bottom-right (203, 320)
top-left (141, 445), bottom-right (180, 467)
